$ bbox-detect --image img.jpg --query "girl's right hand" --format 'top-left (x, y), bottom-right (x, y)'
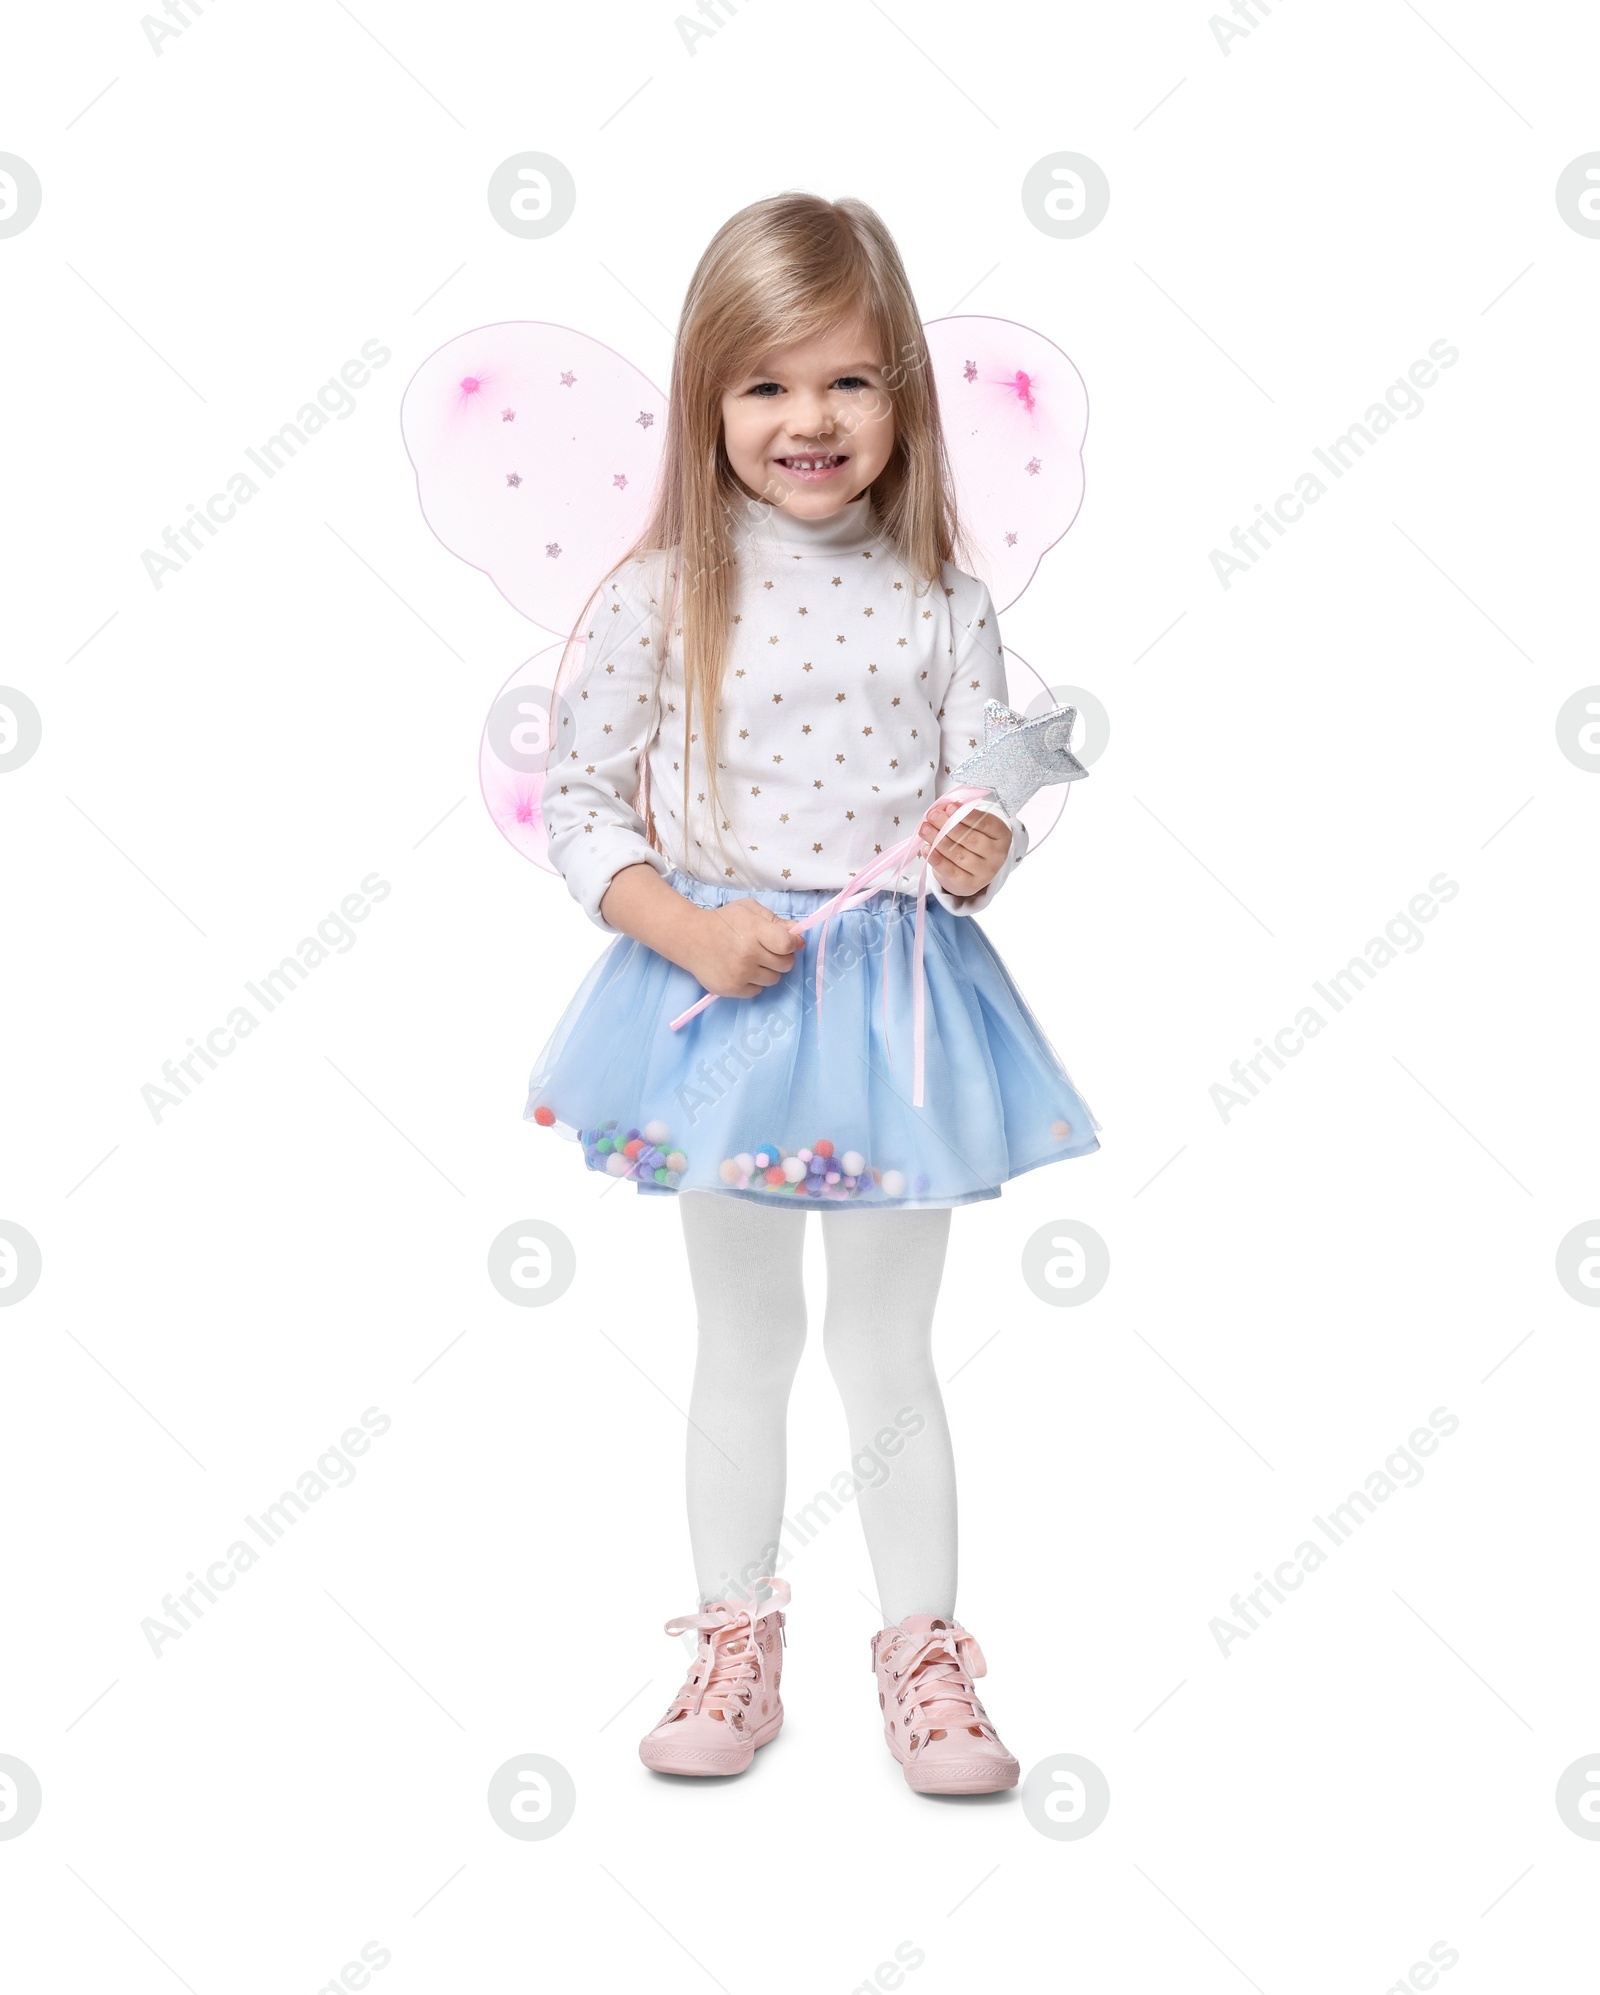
top-left (685, 898), bottom-right (806, 999)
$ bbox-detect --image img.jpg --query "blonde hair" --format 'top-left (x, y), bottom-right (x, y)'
top-left (555, 192), bottom-right (970, 871)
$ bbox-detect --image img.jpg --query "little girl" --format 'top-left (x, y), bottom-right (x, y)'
top-left (526, 193), bottom-right (1098, 1795)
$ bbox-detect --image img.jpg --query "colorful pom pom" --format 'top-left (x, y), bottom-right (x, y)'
top-left (715, 1132), bottom-right (915, 1202)
top-left (667, 1151), bottom-right (688, 1173)
top-left (533, 1104), bottom-right (555, 1127)
top-left (1051, 1118), bottom-right (1072, 1139)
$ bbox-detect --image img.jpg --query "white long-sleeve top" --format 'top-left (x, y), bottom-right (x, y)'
top-left (543, 491), bottom-right (1030, 931)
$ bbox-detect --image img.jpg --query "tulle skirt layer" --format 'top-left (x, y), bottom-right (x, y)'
top-left (524, 869), bottom-right (1099, 1210)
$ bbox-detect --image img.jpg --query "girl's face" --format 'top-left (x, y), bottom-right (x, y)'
top-left (720, 316), bottom-right (896, 519)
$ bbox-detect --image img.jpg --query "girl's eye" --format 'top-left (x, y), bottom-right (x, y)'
top-left (746, 375), bottom-right (875, 396)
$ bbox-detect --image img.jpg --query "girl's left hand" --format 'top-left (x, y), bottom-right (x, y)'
top-left (917, 797), bottom-right (1012, 899)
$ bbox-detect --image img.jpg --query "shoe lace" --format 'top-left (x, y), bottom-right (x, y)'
top-left (664, 1577), bottom-right (791, 1722)
top-left (882, 1621), bottom-right (992, 1744)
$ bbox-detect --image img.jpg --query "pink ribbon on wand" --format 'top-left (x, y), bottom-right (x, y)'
top-left (667, 785), bottom-right (995, 1109)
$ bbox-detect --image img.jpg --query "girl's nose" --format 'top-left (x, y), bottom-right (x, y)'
top-left (787, 394), bottom-right (837, 439)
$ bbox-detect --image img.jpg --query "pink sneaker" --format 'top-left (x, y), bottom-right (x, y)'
top-left (638, 1578), bottom-right (790, 1776)
top-left (872, 1612), bottom-right (1020, 1795)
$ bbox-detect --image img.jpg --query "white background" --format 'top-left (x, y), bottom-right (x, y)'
top-left (2, 1), bottom-right (1598, 1989)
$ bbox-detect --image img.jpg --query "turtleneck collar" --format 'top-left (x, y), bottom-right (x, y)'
top-left (729, 490), bottom-right (882, 558)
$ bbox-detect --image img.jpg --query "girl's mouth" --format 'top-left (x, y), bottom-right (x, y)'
top-left (775, 455), bottom-right (849, 482)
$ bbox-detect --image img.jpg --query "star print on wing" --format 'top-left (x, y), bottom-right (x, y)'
top-left (560, 371), bottom-right (577, 386)
top-left (545, 541), bottom-right (562, 558)
top-left (501, 408), bottom-right (516, 422)
top-left (1005, 531), bottom-right (1018, 546)
top-left (506, 473), bottom-right (522, 487)
top-left (963, 359), bottom-right (977, 382)
top-left (613, 473), bottom-right (628, 490)
top-left (1026, 457), bottom-right (1042, 476)
top-left (949, 700), bottom-right (1089, 814)
top-left (636, 411), bottom-right (654, 429)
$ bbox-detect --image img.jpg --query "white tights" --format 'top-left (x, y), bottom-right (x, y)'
top-left (678, 1189), bottom-right (957, 1625)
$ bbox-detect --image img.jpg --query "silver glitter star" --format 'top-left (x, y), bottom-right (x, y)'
top-left (949, 699), bottom-right (1088, 814)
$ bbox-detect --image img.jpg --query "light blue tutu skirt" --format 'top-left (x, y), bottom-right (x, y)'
top-left (524, 868), bottom-right (1099, 1210)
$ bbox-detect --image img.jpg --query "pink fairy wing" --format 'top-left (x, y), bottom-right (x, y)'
top-left (399, 321), bottom-right (666, 634)
top-left (924, 315), bottom-right (1089, 613)
top-left (402, 322), bottom-right (663, 873)
top-left (480, 643), bottom-right (569, 870)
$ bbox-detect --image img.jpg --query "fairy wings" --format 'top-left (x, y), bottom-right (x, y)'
top-left (398, 315), bottom-right (1090, 872)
